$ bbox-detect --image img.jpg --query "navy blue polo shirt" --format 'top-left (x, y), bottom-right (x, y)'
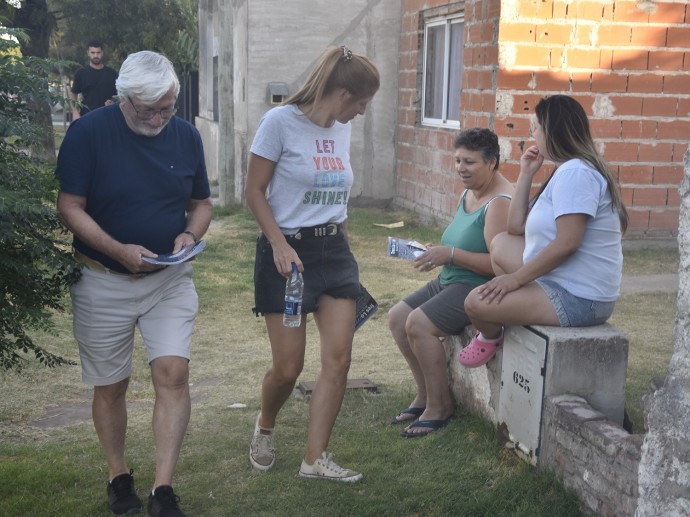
top-left (56, 104), bottom-right (211, 273)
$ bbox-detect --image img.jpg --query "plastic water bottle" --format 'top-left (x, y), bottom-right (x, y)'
top-left (283, 263), bottom-right (303, 328)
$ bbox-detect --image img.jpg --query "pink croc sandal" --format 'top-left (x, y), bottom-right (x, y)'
top-left (457, 331), bottom-right (503, 368)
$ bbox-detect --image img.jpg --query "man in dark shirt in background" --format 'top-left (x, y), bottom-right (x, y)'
top-left (70, 39), bottom-right (118, 121)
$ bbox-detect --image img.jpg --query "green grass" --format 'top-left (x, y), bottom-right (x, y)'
top-left (0, 206), bottom-right (678, 516)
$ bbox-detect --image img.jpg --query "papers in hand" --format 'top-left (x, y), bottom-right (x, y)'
top-left (141, 240), bottom-right (206, 265)
top-left (387, 236), bottom-right (426, 260)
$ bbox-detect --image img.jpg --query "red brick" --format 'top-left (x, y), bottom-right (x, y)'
top-left (621, 187), bottom-right (634, 205)
top-left (618, 164), bottom-right (654, 184)
top-left (576, 1), bottom-right (608, 20)
top-left (597, 26), bottom-right (632, 46)
top-left (497, 69), bottom-right (534, 90)
top-left (600, 49), bottom-right (614, 69)
top-left (611, 49), bottom-right (649, 70)
top-left (633, 187), bottom-right (668, 206)
top-left (513, 93), bottom-right (549, 115)
top-left (638, 142), bottom-right (675, 162)
top-left (667, 27), bottom-right (690, 48)
top-left (627, 73), bottom-right (664, 94)
top-left (536, 71), bottom-right (572, 91)
top-left (495, 117), bottom-right (531, 137)
top-left (567, 48), bottom-right (601, 69)
top-left (574, 25), bottom-right (595, 46)
top-left (537, 24), bottom-right (573, 45)
top-left (604, 141), bottom-right (639, 162)
top-left (657, 120), bottom-right (690, 140)
top-left (630, 26), bottom-right (667, 47)
top-left (611, 96), bottom-right (644, 116)
top-left (591, 72), bottom-right (629, 93)
top-left (649, 50), bottom-right (685, 71)
top-left (649, 208), bottom-right (679, 229)
top-left (642, 97), bottom-right (678, 118)
top-left (613, 2), bottom-right (651, 23)
top-left (499, 22), bottom-right (536, 43)
top-left (675, 142), bottom-right (689, 161)
top-left (485, 45), bottom-right (499, 66)
top-left (551, 47), bottom-right (566, 68)
top-left (552, 0), bottom-right (569, 19)
top-left (514, 45), bottom-right (551, 67)
top-left (571, 71), bottom-right (592, 92)
top-left (621, 119), bottom-right (657, 139)
top-left (668, 188), bottom-right (680, 207)
top-left (678, 98), bottom-right (690, 117)
top-left (654, 165), bottom-right (684, 185)
top-left (627, 209), bottom-right (650, 229)
top-left (685, 52), bottom-right (690, 71)
top-left (649, 2), bottom-right (688, 24)
top-left (591, 119), bottom-right (622, 139)
top-left (663, 74), bottom-right (690, 95)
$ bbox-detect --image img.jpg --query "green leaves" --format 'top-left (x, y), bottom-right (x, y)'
top-left (0, 27), bottom-right (80, 370)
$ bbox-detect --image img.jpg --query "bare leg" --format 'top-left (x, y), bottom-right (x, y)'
top-left (92, 378), bottom-right (130, 480)
top-left (150, 356), bottom-right (190, 489)
top-left (388, 301), bottom-right (427, 413)
top-left (466, 282), bottom-right (560, 338)
top-left (403, 309), bottom-right (454, 435)
top-left (260, 314), bottom-right (307, 429)
top-left (305, 295), bottom-right (355, 464)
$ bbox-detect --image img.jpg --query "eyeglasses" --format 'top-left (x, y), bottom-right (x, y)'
top-left (127, 97), bottom-right (177, 120)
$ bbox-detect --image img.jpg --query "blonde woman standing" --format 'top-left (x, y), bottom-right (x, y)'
top-left (245, 46), bottom-right (379, 482)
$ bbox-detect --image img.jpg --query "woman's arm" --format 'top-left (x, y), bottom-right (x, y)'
top-left (507, 145), bottom-right (544, 235)
top-left (245, 153), bottom-right (300, 276)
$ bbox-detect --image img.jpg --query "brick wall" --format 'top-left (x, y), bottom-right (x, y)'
top-left (397, 0), bottom-right (690, 237)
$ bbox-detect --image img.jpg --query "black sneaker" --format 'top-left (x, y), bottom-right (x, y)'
top-left (146, 485), bottom-right (185, 517)
top-left (107, 470), bottom-right (143, 515)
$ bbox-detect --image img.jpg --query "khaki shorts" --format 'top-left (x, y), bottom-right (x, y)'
top-left (70, 263), bottom-right (199, 386)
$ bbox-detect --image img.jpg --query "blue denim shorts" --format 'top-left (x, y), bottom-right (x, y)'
top-left (536, 278), bottom-right (615, 327)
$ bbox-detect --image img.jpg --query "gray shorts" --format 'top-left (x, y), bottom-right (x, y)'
top-left (403, 277), bottom-right (474, 335)
top-left (536, 278), bottom-right (615, 327)
top-left (70, 263), bottom-right (199, 386)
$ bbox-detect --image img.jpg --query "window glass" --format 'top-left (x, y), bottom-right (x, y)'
top-left (422, 14), bottom-right (464, 128)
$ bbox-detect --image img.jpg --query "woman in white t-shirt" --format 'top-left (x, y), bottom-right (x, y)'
top-left (245, 46), bottom-right (379, 482)
top-left (459, 95), bottom-right (628, 368)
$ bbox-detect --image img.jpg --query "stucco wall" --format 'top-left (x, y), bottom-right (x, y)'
top-left (244, 0), bottom-right (401, 204)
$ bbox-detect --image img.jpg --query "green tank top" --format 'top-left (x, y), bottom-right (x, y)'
top-left (438, 190), bottom-right (511, 287)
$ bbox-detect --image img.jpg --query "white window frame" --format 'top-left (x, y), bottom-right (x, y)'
top-left (421, 14), bottom-right (464, 129)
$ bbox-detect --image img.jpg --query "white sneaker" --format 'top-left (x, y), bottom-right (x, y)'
top-left (298, 452), bottom-right (363, 482)
top-left (249, 412), bottom-right (275, 471)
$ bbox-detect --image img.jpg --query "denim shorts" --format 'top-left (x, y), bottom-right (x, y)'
top-left (404, 277), bottom-right (474, 335)
top-left (253, 226), bottom-right (360, 315)
top-left (536, 278), bottom-right (615, 327)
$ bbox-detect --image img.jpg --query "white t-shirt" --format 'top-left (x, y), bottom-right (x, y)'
top-left (250, 104), bottom-right (353, 233)
top-left (523, 158), bottom-right (623, 302)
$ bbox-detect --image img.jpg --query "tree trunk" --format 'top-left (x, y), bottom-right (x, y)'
top-left (13, 0), bottom-right (56, 162)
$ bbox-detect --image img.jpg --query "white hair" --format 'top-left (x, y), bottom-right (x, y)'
top-left (115, 51), bottom-right (180, 102)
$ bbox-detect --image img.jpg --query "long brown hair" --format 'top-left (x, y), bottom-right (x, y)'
top-left (533, 95), bottom-right (629, 233)
top-left (284, 46), bottom-right (380, 107)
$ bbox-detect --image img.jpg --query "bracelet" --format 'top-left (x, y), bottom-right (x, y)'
top-left (450, 246), bottom-right (455, 264)
top-left (183, 230), bottom-right (197, 242)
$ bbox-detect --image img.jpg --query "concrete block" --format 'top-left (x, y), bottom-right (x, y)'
top-left (530, 323), bottom-right (629, 426)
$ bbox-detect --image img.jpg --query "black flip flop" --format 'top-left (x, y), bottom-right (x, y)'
top-left (389, 406), bottom-right (425, 425)
top-left (400, 416), bottom-right (453, 438)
